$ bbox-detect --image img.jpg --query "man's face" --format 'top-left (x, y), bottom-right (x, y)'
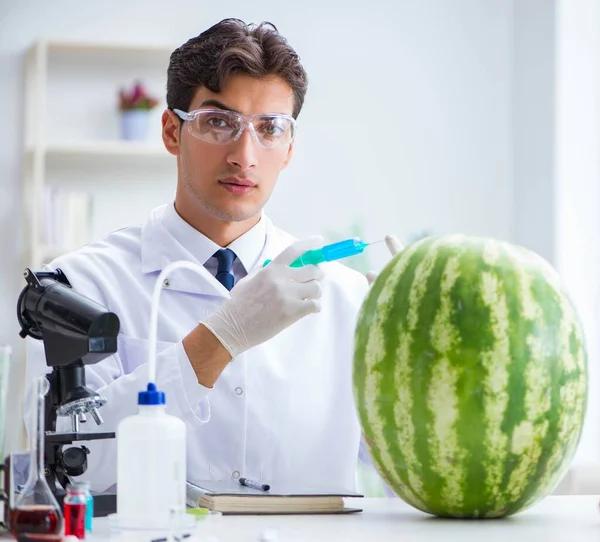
top-left (163, 73), bottom-right (296, 224)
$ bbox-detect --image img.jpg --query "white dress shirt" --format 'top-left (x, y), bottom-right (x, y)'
top-left (163, 198), bottom-right (263, 284)
top-left (24, 203), bottom-right (370, 493)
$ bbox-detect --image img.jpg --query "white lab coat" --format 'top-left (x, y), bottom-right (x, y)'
top-left (24, 204), bottom-right (370, 493)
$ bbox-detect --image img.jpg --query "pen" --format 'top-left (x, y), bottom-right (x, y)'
top-left (239, 477), bottom-right (270, 491)
top-left (150, 533), bottom-right (190, 542)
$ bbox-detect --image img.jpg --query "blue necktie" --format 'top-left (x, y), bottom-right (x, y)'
top-left (213, 249), bottom-right (236, 291)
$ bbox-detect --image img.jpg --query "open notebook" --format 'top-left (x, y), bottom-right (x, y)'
top-left (186, 480), bottom-right (363, 515)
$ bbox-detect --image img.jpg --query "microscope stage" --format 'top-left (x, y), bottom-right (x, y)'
top-left (46, 431), bottom-right (115, 443)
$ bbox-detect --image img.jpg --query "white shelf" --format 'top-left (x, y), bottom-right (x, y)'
top-left (45, 40), bottom-right (175, 55)
top-left (23, 38), bottom-right (175, 272)
top-left (28, 141), bottom-right (173, 160)
top-left (27, 39), bottom-right (175, 60)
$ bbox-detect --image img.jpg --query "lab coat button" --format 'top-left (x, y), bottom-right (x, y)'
top-left (163, 278), bottom-right (170, 287)
top-left (232, 470), bottom-right (240, 479)
top-left (234, 386), bottom-right (243, 395)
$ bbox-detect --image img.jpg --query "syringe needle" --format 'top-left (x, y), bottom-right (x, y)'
top-left (364, 239), bottom-right (386, 246)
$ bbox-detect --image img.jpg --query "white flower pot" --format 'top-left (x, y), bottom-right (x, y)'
top-left (120, 109), bottom-right (150, 141)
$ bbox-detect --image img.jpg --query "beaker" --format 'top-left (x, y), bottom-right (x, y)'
top-left (11, 376), bottom-right (63, 541)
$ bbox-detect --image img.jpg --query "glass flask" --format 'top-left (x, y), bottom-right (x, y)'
top-left (11, 376), bottom-right (63, 541)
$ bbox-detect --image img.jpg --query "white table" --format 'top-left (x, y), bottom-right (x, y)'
top-left (4, 496), bottom-right (600, 541)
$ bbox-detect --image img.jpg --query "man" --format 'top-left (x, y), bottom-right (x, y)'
top-left (24, 18), bottom-right (400, 492)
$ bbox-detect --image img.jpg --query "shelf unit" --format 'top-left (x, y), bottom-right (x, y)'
top-left (22, 39), bottom-right (177, 268)
top-left (30, 140), bottom-right (171, 159)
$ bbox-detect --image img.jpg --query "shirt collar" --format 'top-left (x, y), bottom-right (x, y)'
top-left (226, 215), bottom-right (267, 272)
top-left (160, 202), bottom-right (267, 273)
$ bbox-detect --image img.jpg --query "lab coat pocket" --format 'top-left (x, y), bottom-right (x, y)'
top-left (118, 335), bottom-right (174, 374)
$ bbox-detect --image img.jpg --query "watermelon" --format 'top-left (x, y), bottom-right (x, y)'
top-left (353, 235), bottom-right (588, 518)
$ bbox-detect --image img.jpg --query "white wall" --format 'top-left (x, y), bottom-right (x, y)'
top-left (512, 0), bottom-right (600, 473)
top-left (0, 0), bottom-right (515, 452)
top-left (512, 0), bottom-right (555, 263)
top-left (554, 0), bottom-right (600, 468)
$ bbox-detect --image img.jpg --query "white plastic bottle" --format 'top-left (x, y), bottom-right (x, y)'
top-left (116, 382), bottom-right (186, 529)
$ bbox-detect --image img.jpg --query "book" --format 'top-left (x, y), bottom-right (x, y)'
top-left (41, 186), bottom-right (93, 250)
top-left (186, 480), bottom-right (363, 515)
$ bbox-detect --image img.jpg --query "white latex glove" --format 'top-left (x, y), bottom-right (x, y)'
top-left (201, 237), bottom-right (325, 358)
top-left (366, 234), bottom-right (404, 286)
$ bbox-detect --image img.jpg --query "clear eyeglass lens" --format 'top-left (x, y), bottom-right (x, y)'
top-left (189, 111), bottom-right (293, 148)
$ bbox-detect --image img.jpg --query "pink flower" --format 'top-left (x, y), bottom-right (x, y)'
top-left (118, 81), bottom-right (160, 111)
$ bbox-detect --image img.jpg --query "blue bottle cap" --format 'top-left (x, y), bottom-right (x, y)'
top-left (138, 382), bottom-right (165, 405)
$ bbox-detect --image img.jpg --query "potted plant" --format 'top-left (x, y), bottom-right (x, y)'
top-left (118, 81), bottom-right (159, 141)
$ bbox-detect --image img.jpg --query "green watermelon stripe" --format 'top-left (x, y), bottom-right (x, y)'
top-left (507, 260), bottom-right (566, 512)
top-left (490, 243), bottom-right (557, 516)
top-left (359, 238), bottom-right (433, 509)
top-left (352, 252), bottom-right (396, 492)
top-left (479, 240), bottom-right (511, 513)
top-left (408, 237), bottom-right (464, 515)
top-left (488, 244), bottom-right (530, 515)
top-left (362, 260), bottom-right (412, 497)
top-left (503, 245), bottom-right (551, 510)
top-left (426, 255), bottom-right (465, 514)
top-left (523, 292), bottom-right (588, 507)
top-left (479, 267), bottom-right (511, 516)
top-left (510, 247), bottom-right (586, 510)
top-left (443, 238), bottom-right (498, 517)
top-left (513, 244), bottom-right (564, 293)
top-left (559, 295), bottom-right (583, 373)
top-left (399, 237), bottom-right (453, 508)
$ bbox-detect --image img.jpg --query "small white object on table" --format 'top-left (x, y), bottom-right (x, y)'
top-left (3, 496), bottom-right (600, 542)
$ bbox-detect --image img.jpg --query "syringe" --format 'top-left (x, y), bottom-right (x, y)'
top-left (263, 237), bottom-right (385, 268)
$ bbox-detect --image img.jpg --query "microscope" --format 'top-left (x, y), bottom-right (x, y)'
top-left (16, 268), bottom-right (120, 516)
